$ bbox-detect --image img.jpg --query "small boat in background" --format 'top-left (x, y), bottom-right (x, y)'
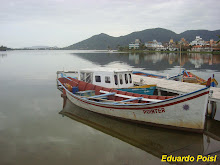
top-left (133, 70), bottom-right (218, 87)
top-left (132, 71), bottom-right (184, 81)
top-left (183, 71), bottom-right (218, 87)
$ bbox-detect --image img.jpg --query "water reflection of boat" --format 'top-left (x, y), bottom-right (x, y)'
top-left (60, 98), bottom-right (220, 159)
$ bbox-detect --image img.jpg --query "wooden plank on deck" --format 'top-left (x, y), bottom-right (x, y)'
top-left (132, 74), bottom-right (220, 102)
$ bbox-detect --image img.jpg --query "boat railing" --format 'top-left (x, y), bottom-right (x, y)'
top-left (82, 92), bottom-right (158, 104)
top-left (99, 90), bottom-right (160, 103)
top-left (89, 92), bottom-right (116, 99)
top-left (57, 77), bottom-right (174, 104)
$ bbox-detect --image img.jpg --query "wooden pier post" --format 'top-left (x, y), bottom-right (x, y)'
top-left (157, 89), bottom-right (161, 96)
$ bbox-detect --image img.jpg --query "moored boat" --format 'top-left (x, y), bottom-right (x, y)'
top-left (57, 73), bottom-right (211, 132)
top-left (133, 70), bottom-right (218, 87)
top-left (183, 71), bottom-right (218, 87)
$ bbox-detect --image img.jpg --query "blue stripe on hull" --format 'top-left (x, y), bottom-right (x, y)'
top-left (117, 87), bottom-right (156, 95)
top-left (132, 71), bottom-right (165, 79)
top-left (132, 71), bottom-right (183, 81)
top-left (211, 81), bottom-right (217, 87)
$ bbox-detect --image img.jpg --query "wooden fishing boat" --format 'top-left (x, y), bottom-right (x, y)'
top-left (57, 73), bottom-right (211, 132)
top-left (132, 71), bottom-right (184, 81)
top-left (183, 71), bottom-right (218, 87)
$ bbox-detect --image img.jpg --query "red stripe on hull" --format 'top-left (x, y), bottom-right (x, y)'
top-left (67, 90), bottom-right (209, 110)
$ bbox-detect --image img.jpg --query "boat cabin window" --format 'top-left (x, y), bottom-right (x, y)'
top-left (85, 73), bottom-right (92, 83)
top-left (80, 72), bottom-right (93, 83)
top-left (129, 73), bottom-right (132, 83)
top-left (119, 74), bottom-right (123, 85)
top-left (114, 75), bottom-right (118, 85)
top-left (125, 74), bottom-right (128, 84)
top-left (105, 76), bottom-right (111, 83)
top-left (80, 72), bottom-right (85, 81)
top-left (95, 75), bottom-right (101, 82)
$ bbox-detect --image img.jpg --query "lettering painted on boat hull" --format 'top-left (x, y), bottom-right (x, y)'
top-left (143, 108), bottom-right (165, 114)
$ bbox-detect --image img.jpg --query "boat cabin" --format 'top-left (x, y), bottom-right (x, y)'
top-left (78, 68), bottom-right (133, 88)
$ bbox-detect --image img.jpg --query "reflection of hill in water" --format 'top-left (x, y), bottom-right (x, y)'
top-left (60, 99), bottom-right (220, 159)
top-left (71, 53), bottom-right (220, 71)
top-left (71, 53), bottom-right (179, 71)
top-left (0, 53), bottom-right (7, 63)
top-left (0, 53), bottom-right (7, 58)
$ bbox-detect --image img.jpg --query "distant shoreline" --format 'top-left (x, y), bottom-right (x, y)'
top-left (120, 50), bottom-right (220, 54)
top-left (3, 49), bottom-right (220, 54)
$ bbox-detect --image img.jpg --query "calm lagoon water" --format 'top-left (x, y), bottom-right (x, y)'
top-left (0, 50), bottom-right (220, 165)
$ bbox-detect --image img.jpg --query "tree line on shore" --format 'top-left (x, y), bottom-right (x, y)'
top-left (0, 46), bottom-right (7, 51)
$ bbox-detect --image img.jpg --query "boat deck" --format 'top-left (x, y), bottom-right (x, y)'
top-left (132, 74), bottom-right (220, 102)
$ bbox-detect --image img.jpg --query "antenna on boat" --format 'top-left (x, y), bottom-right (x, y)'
top-left (179, 43), bottom-right (181, 75)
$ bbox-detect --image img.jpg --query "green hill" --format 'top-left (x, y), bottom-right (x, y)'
top-left (64, 28), bottom-right (220, 50)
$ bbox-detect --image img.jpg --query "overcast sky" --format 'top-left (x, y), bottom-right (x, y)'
top-left (0, 0), bottom-right (220, 48)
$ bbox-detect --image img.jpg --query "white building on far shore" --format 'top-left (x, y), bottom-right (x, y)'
top-left (190, 36), bottom-right (206, 46)
top-left (145, 40), bottom-right (164, 50)
top-left (129, 39), bottom-right (141, 49)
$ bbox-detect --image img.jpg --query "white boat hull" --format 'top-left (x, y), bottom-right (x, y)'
top-left (64, 86), bottom-right (209, 132)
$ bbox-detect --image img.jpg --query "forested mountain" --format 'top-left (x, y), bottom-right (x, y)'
top-left (64, 28), bottom-right (220, 50)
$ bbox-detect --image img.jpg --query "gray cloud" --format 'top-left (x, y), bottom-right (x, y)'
top-left (0, 0), bottom-right (219, 48)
